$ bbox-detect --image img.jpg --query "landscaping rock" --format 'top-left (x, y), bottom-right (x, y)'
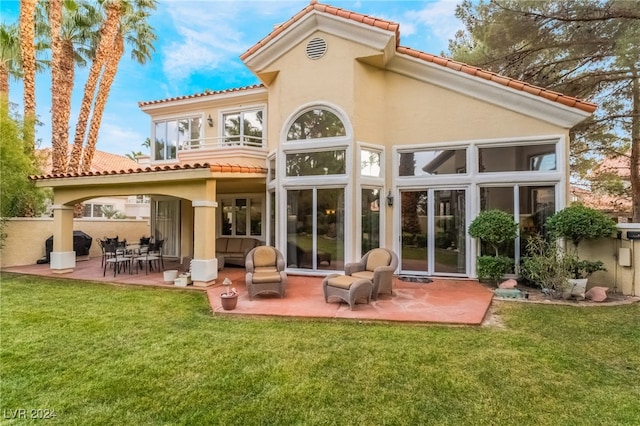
top-left (586, 286), bottom-right (609, 302)
top-left (499, 279), bottom-right (518, 289)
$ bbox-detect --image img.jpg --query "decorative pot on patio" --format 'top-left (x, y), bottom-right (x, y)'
top-left (220, 292), bottom-right (238, 310)
top-left (220, 277), bottom-right (237, 310)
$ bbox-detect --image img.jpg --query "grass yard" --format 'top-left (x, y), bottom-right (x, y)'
top-left (1, 272), bottom-right (639, 425)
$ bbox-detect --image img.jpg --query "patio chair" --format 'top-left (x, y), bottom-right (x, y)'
top-left (245, 246), bottom-right (287, 300)
top-left (103, 242), bottom-right (131, 277)
top-left (97, 239), bottom-right (109, 268)
top-left (345, 248), bottom-right (398, 300)
top-left (137, 240), bottom-right (163, 274)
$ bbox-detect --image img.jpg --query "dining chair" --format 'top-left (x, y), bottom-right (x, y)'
top-left (103, 242), bottom-right (131, 277)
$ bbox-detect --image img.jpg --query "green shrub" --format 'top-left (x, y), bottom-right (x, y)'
top-left (476, 255), bottom-right (513, 283)
top-left (468, 209), bottom-right (518, 256)
top-left (545, 203), bottom-right (617, 247)
top-left (520, 235), bottom-right (571, 297)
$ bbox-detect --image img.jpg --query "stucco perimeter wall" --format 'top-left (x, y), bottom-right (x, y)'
top-left (1, 218), bottom-right (150, 268)
top-left (579, 224), bottom-right (640, 297)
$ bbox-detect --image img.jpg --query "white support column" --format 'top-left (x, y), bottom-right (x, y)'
top-left (50, 204), bottom-right (76, 273)
top-left (191, 199), bottom-right (218, 286)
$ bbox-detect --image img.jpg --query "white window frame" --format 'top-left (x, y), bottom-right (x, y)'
top-left (218, 104), bottom-right (267, 148)
top-left (152, 115), bottom-right (204, 162)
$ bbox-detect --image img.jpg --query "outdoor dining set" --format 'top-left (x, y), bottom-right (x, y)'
top-left (98, 236), bottom-right (164, 277)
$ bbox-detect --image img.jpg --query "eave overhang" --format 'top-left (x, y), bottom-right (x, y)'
top-left (242, 10), bottom-right (397, 74)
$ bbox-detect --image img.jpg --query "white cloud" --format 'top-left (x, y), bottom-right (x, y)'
top-left (410, 0), bottom-right (463, 46)
top-left (97, 121), bottom-right (147, 156)
top-left (160, 2), bottom-right (251, 82)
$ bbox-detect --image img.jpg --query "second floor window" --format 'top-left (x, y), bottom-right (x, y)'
top-left (154, 117), bottom-right (202, 161)
top-left (223, 109), bottom-right (264, 147)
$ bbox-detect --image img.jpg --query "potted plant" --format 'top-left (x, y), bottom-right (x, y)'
top-left (545, 203), bottom-right (615, 298)
top-left (220, 277), bottom-right (238, 310)
top-left (468, 209), bottom-right (518, 285)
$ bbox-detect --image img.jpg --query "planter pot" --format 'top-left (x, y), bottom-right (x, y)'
top-left (220, 293), bottom-right (238, 310)
top-left (163, 270), bottom-right (178, 282)
top-left (564, 278), bottom-right (588, 300)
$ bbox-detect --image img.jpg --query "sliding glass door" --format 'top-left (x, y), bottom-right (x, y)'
top-left (286, 188), bottom-right (344, 271)
top-left (400, 188), bottom-right (467, 276)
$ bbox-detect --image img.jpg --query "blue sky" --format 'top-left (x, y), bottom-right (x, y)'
top-left (2, 0), bottom-right (463, 157)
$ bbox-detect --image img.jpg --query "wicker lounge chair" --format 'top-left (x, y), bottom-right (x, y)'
top-left (344, 248), bottom-right (398, 299)
top-left (245, 246), bottom-right (287, 300)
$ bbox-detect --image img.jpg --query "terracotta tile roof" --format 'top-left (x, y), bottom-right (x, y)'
top-left (30, 162), bottom-right (268, 181)
top-left (138, 84), bottom-right (265, 108)
top-left (39, 147), bottom-right (140, 174)
top-left (240, 0), bottom-right (596, 114)
top-left (396, 47), bottom-right (597, 113)
top-left (571, 186), bottom-right (631, 215)
top-left (240, 0), bottom-right (401, 60)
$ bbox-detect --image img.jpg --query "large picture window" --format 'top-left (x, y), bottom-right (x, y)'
top-left (220, 197), bottom-right (263, 237)
top-left (398, 149), bottom-right (467, 176)
top-left (361, 149), bottom-right (381, 177)
top-left (223, 109), bottom-right (264, 147)
top-left (286, 109), bottom-right (345, 140)
top-left (153, 117), bottom-right (201, 161)
top-left (479, 143), bottom-right (556, 172)
top-left (286, 150), bottom-right (346, 176)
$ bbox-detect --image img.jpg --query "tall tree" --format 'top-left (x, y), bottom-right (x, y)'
top-left (48, 0), bottom-right (66, 173)
top-left (67, 0), bottom-right (123, 172)
top-left (19, 0), bottom-right (37, 154)
top-left (449, 0), bottom-right (640, 220)
top-left (41, 0), bottom-right (100, 173)
top-left (0, 23), bottom-right (21, 98)
top-left (81, 1), bottom-right (156, 172)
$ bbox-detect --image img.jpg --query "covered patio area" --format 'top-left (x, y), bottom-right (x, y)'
top-left (2, 258), bottom-right (494, 325)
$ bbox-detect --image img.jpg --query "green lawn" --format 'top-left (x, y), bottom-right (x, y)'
top-left (1, 273), bottom-right (639, 425)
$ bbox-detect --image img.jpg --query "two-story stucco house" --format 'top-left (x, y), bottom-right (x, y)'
top-left (34, 1), bottom-right (595, 286)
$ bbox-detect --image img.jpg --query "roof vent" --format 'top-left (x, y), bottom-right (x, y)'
top-left (306, 37), bottom-right (327, 60)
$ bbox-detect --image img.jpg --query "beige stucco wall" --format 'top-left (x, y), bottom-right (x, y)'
top-left (264, 31), bottom-right (383, 145)
top-left (1, 218), bottom-right (150, 268)
top-left (578, 224), bottom-right (640, 296)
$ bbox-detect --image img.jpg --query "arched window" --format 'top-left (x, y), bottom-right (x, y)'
top-left (286, 109), bottom-right (346, 140)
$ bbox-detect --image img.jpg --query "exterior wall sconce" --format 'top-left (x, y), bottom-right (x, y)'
top-left (386, 191), bottom-right (394, 207)
top-left (207, 114), bottom-right (214, 127)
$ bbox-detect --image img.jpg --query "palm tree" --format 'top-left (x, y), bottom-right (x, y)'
top-left (19, 0), bottom-right (37, 153)
top-left (48, 0), bottom-right (67, 173)
top-left (0, 23), bottom-right (21, 98)
top-left (68, 0), bottom-right (123, 173)
top-left (81, 0), bottom-right (156, 172)
top-left (41, 0), bottom-right (100, 173)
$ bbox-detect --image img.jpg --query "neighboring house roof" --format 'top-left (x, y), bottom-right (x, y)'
top-left (571, 186), bottom-right (631, 216)
top-left (581, 153), bottom-right (632, 215)
top-left (594, 153), bottom-right (630, 179)
top-left (39, 146), bottom-right (140, 174)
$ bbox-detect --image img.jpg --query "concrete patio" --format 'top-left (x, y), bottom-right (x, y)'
top-left (2, 257), bottom-right (494, 325)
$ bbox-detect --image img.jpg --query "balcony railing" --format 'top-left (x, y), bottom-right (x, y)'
top-left (179, 135), bottom-right (264, 151)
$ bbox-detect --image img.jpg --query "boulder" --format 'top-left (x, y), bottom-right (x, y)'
top-left (585, 286), bottom-right (609, 302)
top-left (499, 279), bottom-right (518, 289)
